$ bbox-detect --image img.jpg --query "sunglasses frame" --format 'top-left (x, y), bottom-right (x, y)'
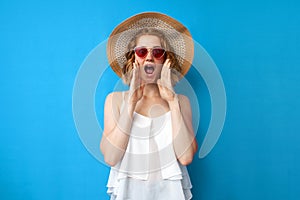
top-left (133, 46), bottom-right (166, 60)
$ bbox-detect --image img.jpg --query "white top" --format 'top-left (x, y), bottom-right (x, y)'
top-left (106, 93), bottom-right (193, 200)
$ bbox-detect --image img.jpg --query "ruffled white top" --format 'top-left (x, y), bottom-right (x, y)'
top-left (106, 95), bottom-right (192, 200)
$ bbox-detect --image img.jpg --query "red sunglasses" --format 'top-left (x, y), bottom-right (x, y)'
top-left (134, 46), bottom-right (166, 59)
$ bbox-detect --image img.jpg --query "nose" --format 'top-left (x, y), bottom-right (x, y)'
top-left (145, 49), bottom-right (154, 61)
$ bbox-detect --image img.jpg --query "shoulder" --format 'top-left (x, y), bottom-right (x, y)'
top-left (106, 91), bottom-right (130, 99)
top-left (177, 94), bottom-right (190, 105)
top-left (106, 91), bottom-right (123, 100)
top-left (104, 91), bottom-right (128, 109)
top-left (177, 94), bottom-right (192, 114)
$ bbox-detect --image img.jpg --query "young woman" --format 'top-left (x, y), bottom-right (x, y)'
top-left (101, 12), bottom-right (197, 200)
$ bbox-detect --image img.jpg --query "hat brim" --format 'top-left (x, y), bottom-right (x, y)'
top-left (107, 12), bottom-right (194, 77)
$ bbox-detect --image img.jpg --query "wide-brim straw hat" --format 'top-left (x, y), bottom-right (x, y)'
top-left (107, 12), bottom-right (194, 77)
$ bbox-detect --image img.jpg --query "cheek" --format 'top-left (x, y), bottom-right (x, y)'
top-left (156, 64), bottom-right (163, 72)
top-left (157, 57), bottom-right (166, 64)
top-left (157, 59), bottom-right (165, 68)
top-left (135, 57), bottom-right (143, 65)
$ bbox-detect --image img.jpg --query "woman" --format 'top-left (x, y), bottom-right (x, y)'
top-left (100, 12), bottom-right (198, 200)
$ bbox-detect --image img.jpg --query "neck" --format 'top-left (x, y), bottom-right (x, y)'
top-left (142, 83), bottom-right (160, 97)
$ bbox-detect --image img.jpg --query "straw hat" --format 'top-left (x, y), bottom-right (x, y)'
top-left (107, 12), bottom-right (194, 77)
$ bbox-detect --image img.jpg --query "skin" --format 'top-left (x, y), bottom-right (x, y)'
top-left (100, 35), bottom-right (198, 167)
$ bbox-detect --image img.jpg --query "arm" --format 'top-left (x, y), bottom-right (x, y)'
top-left (100, 63), bottom-right (143, 166)
top-left (100, 92), bottom-right (136, 166)
top-left (157, 59), bottom-right (198, 165)
top-left (168, 95), bottom-right (198, 165)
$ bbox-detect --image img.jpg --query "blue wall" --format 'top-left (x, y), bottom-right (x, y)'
top-left (1, 0), bottom-right (300, 199)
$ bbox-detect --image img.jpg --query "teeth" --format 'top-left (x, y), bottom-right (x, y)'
top-left (144, 65), bottom-right (154, 74)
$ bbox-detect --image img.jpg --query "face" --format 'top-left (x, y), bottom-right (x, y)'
top-left (135, 35), bottom-right (165, 84)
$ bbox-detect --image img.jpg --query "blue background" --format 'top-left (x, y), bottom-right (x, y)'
top-left (1, 0), bottom-right (300, 199)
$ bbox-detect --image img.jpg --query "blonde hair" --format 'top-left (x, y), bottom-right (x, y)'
top-left (122, 28), bottom-right (182, 85)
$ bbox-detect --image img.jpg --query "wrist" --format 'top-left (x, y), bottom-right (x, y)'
top-left (126, 101), bottom-right (137, 116)
top-left (167, 94), bottom-right (179, 108)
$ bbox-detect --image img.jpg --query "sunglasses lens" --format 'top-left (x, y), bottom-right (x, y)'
top-left (134, 47), bottom-right (148, 58)
top-left (134, 47), bottom-right (166, 59)
top-left (152, 48), bottom-right (165, 59)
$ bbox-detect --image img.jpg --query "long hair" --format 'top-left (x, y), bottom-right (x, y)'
top-left (122, 28), bottom-right (182, 85)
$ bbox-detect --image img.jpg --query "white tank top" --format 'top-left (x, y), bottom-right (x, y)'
top-left (106, 92), bottom-right (193, 200)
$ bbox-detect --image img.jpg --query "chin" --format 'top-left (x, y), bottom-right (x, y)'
top-left (143, 80), bottom-right (157, 85)
top-left (142, 77), bottom-right (158, 85)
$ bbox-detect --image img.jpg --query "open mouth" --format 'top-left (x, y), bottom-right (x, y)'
top-left (144, 65), bottom-right (155, 74)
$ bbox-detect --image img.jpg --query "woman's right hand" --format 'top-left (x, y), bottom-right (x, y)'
top-left (128, 62), bottom-right (144, 105)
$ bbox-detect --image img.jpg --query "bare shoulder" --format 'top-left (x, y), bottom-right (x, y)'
top-left (177, 94), bottom-right (191, 105)
top-left (105, 91), bottom-right (127, 110)
top-left (106, 91), bottom-right (122, 99)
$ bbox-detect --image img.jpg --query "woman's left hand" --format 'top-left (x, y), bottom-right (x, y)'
top-left (157, 59), bottom-right (176, 102)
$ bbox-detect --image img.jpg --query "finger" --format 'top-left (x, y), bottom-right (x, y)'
top-left (167, 65), bottom-right (171, 82)
top-left (162, 67), bottom-right (173, 92)
top-left (133, 63), bottom-right (140, 79)
top-left (165, 60), bottom-right (173, 84)
top-left (133, 68), bottom-right (143, 93)
top-left (164, 60), bottom-right (171, 78)
top-left (163, 59), bottom-right (170, 67)
top-left (161, 66), bottom-right (168, 82)
top-left (130, 69), bottom-right (139, 92)
top-left (157, 79), bottom-right (161, 86)
top-left (134, 60), bottom-right (140, 69)
top-left (157, 79), bottom-right (163, 92)
top-left (134, 61), bottom-right (141, 76)
top-left (131, 67), bottom-right (137, 82)
top-left (162, 69), bottom-right (171, 88)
